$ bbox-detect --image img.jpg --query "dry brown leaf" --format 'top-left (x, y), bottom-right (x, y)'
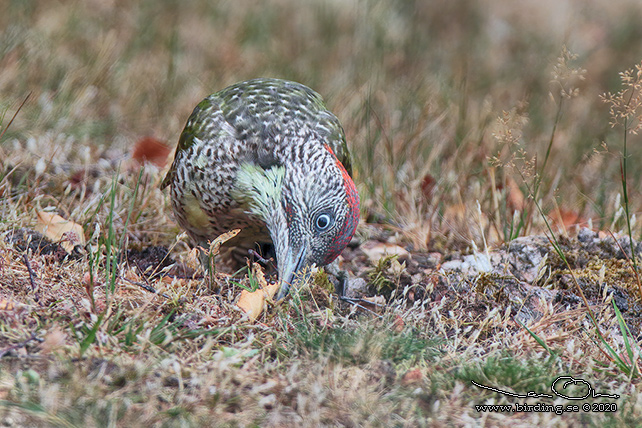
top-left (35, 211), bottom-right (85, 253)
top-left (186, 229), bottom-right (243, 274)
top-left (401, 369), bottom-right (424, 386)
top-left (421, 173), bottom-right (436, 200)
top-left (237, 263), bottom-right (280, 321)
top-left (208, 228), bottom-right (241, 258)
top-left (505, 176), bottom-right (525, 211)
top-left (0, 299), bottom-right (15, 311)
top-left (237, 283), bottom-right (280, 321)
top-left (550, 209), bottom-right (588, 232)
top-left (393, 314), bottom-right (405, 332)
top-left (193, 229), bottom-right (242, 273)
top-left (132, 136), bottom-right (172, 167)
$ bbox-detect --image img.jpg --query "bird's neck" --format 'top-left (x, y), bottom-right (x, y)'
top-left (232, 162), bottom-right (290, 263)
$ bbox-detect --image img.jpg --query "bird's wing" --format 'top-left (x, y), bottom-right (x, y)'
top-left (215, 78), bottom-right (353, 176)
top-left (161, 96), bottom-right (230, 189)
top-left (162, 78), bottom-right (354, 189)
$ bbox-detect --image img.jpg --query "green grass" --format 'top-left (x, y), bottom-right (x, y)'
top-left (286, 317), bottom-right (442, 365)
top-left (455, 353), bottom-right (562, 396)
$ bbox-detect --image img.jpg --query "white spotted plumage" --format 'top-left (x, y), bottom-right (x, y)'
top-left (162, 78), bottom-right (360, 299)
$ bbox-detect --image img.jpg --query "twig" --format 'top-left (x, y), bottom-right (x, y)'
top-left (22, 254), bottom-right (39, 302)
top-left (340, 296), bottom-right (387, 307)
top-left (248, 248), bottom-right (274, 266)
top-left (339, 296), bottom-right (384, 318)
top-left (122, 277), bottom-right (170, 299)
top-left (0, 333), bottom-right (39, 358)
top-left (0, 92), bottom-right (31, 141)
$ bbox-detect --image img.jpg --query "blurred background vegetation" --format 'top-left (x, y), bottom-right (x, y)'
top-left (2, 0), bottom-right (642, 251)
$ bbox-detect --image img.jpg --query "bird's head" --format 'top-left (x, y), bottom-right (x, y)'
top-left (234, 131), bottom-right (360, 300)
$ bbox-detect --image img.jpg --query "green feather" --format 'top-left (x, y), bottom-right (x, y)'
top-left (232, 163), bottom-right (285, 219)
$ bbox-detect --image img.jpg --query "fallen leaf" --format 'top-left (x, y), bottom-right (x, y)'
top-left (208, 229), bottom-right (241, 258)
top-left (393, 314), bottom-right (405, 332)
top-left (237, 283), bottom-right (280, 321)
top-left (505, 176), bottom-right (525, 211)
top-left (421, 173), bottom-right (436, 200)
top-left (0, 299), bottom-right (15, 311)
top-left (132, 136), bottom-right (171, 167)
top-left (237, 263), bottom-right (280, 321)
top-left (35, 211), bottom-right (85, 253)
top-left (195, 229), bottom-right (241, 273)
top-left (401, 369), bottom-right (424, 386)
top-left (550, 209), bottom-right (588, 232)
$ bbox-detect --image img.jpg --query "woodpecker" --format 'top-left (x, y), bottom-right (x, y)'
top-left (162, 78), bottom-right (360, 299)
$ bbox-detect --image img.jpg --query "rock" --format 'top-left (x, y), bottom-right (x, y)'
top-left (344, 277), bottom-right (368, 298)
top-left (507, 236), bottom-right (550, 283)
top-left (413, 252), bottom-right (442, 269)
top-left (361, 242), bottom-right (410, 263)
top-left (440, 250), bottom-right (504, 276)
top-left (615, 235), bottom-right (642, 260)
top-left (577, 227), bottom-right (596, 243)
top-left (512, 284), bottom-right (561, 325)
top-left (608, 286), bottom-right (629, 313)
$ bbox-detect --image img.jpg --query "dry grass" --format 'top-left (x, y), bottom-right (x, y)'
top-left (2, 0), bottom-right (642, 426)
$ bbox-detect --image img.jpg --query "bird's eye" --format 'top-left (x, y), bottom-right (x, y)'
top-left (315, 213), bottom-right (333, 232)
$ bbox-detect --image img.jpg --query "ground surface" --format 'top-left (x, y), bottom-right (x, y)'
top-left (3, 0), bottom-right (642, 426)
top-left (0, 213), bottom-right (640, 426)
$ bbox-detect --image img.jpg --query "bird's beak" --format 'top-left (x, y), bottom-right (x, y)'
top-left (274, 243), bottom-right (309, 301)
